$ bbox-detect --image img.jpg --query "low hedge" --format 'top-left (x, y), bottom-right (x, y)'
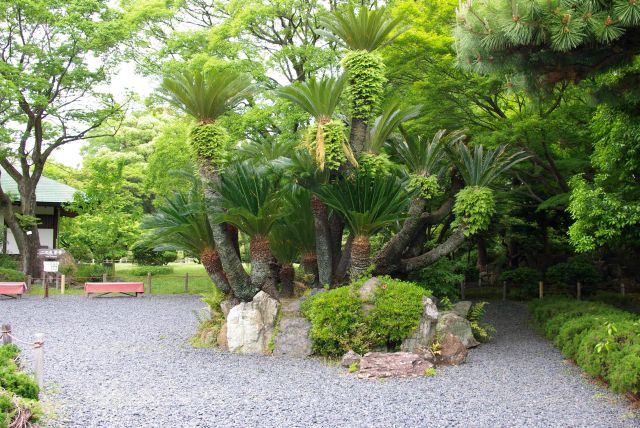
top-left (0, 344), bottom-right (41, 427)
top-left (301, 276), bottom-right (432, 356)
top-left (529, 297), bottom-right (640, 395)
top-left (0, 268), bottom-right (25, 282)
top-left (127, 266), bottom-right (174, 276)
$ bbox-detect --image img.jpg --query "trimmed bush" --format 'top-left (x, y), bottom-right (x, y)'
top-left (530, 298), bottom-right (640, 395)
top-left (126, 265), bottom-right (174, 276)
top-left (76, 263), bottom-right (113, 281)
top-left (0, 255), bottom-right (18, 270)
top-left (131, 246), bottom-right (176, 266)
top-left (301, 276), bottom-right (432, 356)
top-left (0, 268), bottom-right (25, 282)
top-left (0, 344), bottom-right (41, 427)
top-left (546, 257), bottom-right (601, 294)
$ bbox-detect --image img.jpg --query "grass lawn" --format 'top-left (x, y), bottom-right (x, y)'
top-left (27, 263), bottom-right (216, 296)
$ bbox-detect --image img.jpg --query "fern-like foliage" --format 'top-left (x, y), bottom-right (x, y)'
top-left (317, 4), bottom-right (408, 52)
top-left (161, 68), bottom-right (251, 123)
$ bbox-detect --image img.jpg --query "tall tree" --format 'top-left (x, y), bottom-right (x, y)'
top-left (0, 0), bottom-right (149, 275)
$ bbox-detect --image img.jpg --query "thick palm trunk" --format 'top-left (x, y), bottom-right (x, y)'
top-left (350, 235), bottom-right (371, 280)
top-left (301, 252), bottom-right (319, 286)
top-left (311, 194), bottom-right (332, 287)
top-left (250, 235), bottom-right (277, 298)
top-left (279, 263), bottom-right (295, 297)
top-left (400, 228), bottom-right (466, 273)
top-left (200, 247), bottom-right (231, 294)
top-left (199, 166), bottom-right (255, 301)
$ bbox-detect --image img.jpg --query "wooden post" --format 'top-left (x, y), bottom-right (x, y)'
top-left (184, 272), bottom-right (189, 293)
top-left (539, 280), bottom-right (544, 299)
top-left (621, 281), bottom-right (625, 297)
top-left (55, 274), bottom-right (60, 290)
top-left (460, 280), bottom-right (465, 300)
top-left (27, 275), bottom-right (32, 289)
top-left (577, 281), bottom-right (582, 300)
top-left (44, 275), bottom-right (49, 298)
top-left (502, 281), bottom-right (507, 301)
top-left (147, 272), bottom-right (151, 294)
top-left (33, 333), bottom-right (44, 390)
top-left (478, 275), bottom-right (482, 288)
top-left (61, 275), bottom-right (66, 295)
top-left (1, 324), bottom-right (11, 345)
top-left (102, 273), bottom-right (107, 283)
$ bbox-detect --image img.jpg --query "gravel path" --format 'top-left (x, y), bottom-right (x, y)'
top-left (1, 295), bottom-right (637, 427)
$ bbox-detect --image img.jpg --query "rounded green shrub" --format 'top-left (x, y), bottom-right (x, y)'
top-left (301, 276), bottom-right (431, 356)
top-left (127, 265), bottom-right (174, 276)
top-left (546, 257), bottom-right (601, 289)
top-left (0, 255), bottom-right (18, 270)
top-left (357, 153), bottom-right (394, 178)
top-left (607, 345), bottom-right (640, 394)
top-left (0, 268), bottom-right (25, 282)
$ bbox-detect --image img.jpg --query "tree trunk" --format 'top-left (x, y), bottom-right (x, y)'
top-left (477, 236), bottom-right (488, 273)
top-left (199, 166), bottom-right (255, 301)
top-left (334, 233), bottom-right (353, 285)
top-left (17, 180), bottom-right (41, 277)
top-left (350, 235), bottom-right (371, 280)
top-left (279, 263), bottom-right (295, 297)
top-left (250, 235), bottom-right (277, 299)
top-left (329, 214), bottom-right (344, 283)
top-left (301, 252), bottom-right (319, 286)
top-left (349, 117), bottom-right (367, 156)
top-left (399, 228), bottom-right (466, 273)
top-left (200, 247), bottom-right (231, 294)
top-left (311, 194), bottom-right (332, 287)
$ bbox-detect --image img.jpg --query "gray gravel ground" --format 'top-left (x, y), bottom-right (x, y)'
top-left (1, 295), bottom-right (637, 427)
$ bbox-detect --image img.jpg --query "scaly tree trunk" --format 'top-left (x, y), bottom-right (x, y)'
top-left (301, 252), bottom-right (319, 286)
top-left (334, 233), bottom-right (353, 285)
top-left (350, 235), bottom-right (371, 280)
top-left (250, 235), bottom-right (277, 298)
top-left (329, 215), bottom-right (345, 284)
top-left (200, 247), bottom-right (231, 294)
top-left (311, 194), bottom-right (333, 287)
top-left (200, 166), bottom-right (255, 301)
top-left (349, 117), bottom-right (367, 157)
top-left (279, 263), bottom-right (295, 297)
top-left (399, 228), bottom-right (466, 273)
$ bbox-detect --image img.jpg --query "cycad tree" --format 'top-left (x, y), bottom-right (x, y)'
top-left (451, 144), bottom-right (529, 236)
top-left (215, 163), bottom-right (287, 298)
top-left (278, 75), bottom-right (355, 171)
top-left (318, 5), bottom-right (407, 155)
top-left (315, 175), bottom-right (410, 279)
top-left (139, 178), bottom-right (230, 293)
top-left (160, 66), bottom-right (254, 300)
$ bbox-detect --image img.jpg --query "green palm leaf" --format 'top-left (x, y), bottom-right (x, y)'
top-left (317, 5), bottom-right (408, 52)
top-left (452, 143), bottom-right (530, 187)
top-left (315, 175), bottom-right (410, 236)
top-left (277, 75), bottom-right (346, 119)
top-left (160, 68), bottom-right (252, 123)
top-left (366, 101), bottom-right (422, 154)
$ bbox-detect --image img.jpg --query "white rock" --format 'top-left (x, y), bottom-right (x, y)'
top-left (226, 291), bottom-right (280, 354)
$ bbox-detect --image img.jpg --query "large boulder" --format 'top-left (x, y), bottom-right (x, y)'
top-left (436, 312), bottom-right (479, 349)
top-left (340, 350), bottom-right (362, 368)
top-left (358, 352), bottom-right (433, 379)
top-left (220, 298), bottom-right (239, 318)
top-left (226, 291), bottom-right (280, 354)
top-left (273, 317), bottom-right (312, 358)
top-left (401, 296), bottom-right (439, 352)
top-left (436, 333), bottom-right (468, 366)
top-left (453, 301), bottom-right (473, 318)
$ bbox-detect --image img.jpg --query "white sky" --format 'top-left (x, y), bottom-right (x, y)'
top-left (51, 62), bottom-right (156, 168)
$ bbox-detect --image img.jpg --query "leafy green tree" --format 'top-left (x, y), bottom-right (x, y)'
top-left (0, 0), bottom-right (150, 275)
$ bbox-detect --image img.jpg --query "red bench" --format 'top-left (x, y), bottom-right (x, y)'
top-left (0, 282), bottom-right (27, 298)
top-left (84, 282), bottom-right (144, 297)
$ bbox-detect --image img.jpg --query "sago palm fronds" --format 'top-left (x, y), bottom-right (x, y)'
top-left (452, 143), bottom-right (530, 187)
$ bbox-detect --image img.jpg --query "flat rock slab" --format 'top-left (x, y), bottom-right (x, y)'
top-left (358, 352), bottom-right (433, 379)
top-left (273, 317), bottom-right (312, 358)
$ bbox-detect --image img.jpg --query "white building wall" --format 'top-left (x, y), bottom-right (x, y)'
top-left (5, 229), bottom-right (55, 255)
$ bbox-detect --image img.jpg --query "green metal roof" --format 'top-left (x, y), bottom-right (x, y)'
top-left (1, 169), bottom-right (79, 204)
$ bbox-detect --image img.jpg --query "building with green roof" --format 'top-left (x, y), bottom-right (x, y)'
top-left (1, 170), bottom-right (79, 255)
